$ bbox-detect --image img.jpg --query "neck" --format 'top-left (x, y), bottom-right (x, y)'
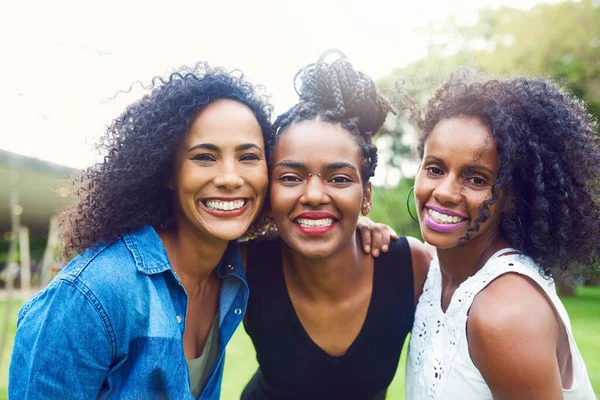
top-left (282, 233), bottom-right (372, 301)
top-left (158, 222), bottom-right (229, 296)
top-left (436, 232), bottom-right (511, 287)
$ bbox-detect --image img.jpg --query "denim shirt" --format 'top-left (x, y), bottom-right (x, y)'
top-left (9, 226), bottom-right (249, 399)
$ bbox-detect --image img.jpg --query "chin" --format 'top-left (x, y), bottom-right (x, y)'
top-left (287, 240), bottom-right (336, 260)
top-left (207, 221), bottom-right (255, 242)
top-left (422, 231), bottom-right (459, 250)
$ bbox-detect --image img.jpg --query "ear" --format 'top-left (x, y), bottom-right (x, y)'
top-left (361, 182), bottom-right (373, 216)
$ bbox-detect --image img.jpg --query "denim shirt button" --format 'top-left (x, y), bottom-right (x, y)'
top-left (176, 315), bottom-right (183, 323)
top-left (233, 308), bottom-right (242, 316)
top-left (227, 264), bottom-right (234, 270)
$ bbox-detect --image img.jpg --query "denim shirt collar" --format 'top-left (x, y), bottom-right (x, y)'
top-left (122, 225), bottom-right (245, 280)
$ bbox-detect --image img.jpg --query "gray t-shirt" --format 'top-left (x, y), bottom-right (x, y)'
top-left (186, 313), bottom-right (220, 399)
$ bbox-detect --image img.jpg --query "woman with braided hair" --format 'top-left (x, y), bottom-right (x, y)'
top-left (401, 71), bottom-right (599, 399)
top-left (8, 60), bottom-right (393, 399)
top-left (241, 50), bottom-right (432, 400)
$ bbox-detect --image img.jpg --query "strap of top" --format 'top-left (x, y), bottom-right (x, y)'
top-left (487, 247), bottom-right (519, 259)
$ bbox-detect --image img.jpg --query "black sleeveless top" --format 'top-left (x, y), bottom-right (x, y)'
top-left (242, 237), bottom-right (415, 400)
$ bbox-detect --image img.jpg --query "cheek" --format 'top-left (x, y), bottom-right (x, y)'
top-left (269, 184), bottom-right (295, 216)
top-left (176, 164), bottom-right (204, 194)
top-left (241, 164), bottom-right (269, 197)
top-left (413, 177), bottom-right (428, 207)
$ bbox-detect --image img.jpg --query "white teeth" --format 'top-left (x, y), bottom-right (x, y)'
top-left (295, 218), bottom-right (334, 228)
top-left (205, 199), bottom-right (246, 211)
top-left (428, 209), bottom-right (464, 224)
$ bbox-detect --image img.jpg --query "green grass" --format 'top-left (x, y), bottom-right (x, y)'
top-left (2, 286), bottom-right (599, 399)
top-left (221, 286), bottom-right (600, 399)
top-left (0, 300), bottom-right (21, 400)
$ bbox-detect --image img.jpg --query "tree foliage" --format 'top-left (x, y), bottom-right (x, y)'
top-left (371, 0), bottom-right (600, 242)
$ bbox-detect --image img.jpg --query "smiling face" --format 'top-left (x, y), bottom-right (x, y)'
top-left (170, 99), bottom-right (268, 242)
top-left (270, 119), bottom-right (370, 259)
top-left (414, 116), bottom-right (504, 250)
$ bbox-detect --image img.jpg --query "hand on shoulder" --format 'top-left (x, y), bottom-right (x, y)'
top-left (468, 273), bottom-right (564, 400)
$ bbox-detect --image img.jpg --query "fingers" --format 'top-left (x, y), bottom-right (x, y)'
top-left (380, 230), bottom-right (390, 254)
top-left (358, 224), bottom-right (372, 254)
top-left (370, 230), bottom-right (383, 257)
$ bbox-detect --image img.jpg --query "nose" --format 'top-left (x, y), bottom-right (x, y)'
top-left (433, 175), bottom-right (462, 205)
top-left (213, 160), bottom-right (244, 190)
top-left (300, 176), bottom-right (330, 206)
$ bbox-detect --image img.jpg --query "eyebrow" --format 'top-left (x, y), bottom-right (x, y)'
top-left (464, 163), bottom-right (496, 176)
top-left (274, 160), bottom-right (358, 171)
top-left (274, 160), bottom-right (307, 170)
top-left (324, 162), bottom-right (357, 171)
top-left (187, 143), bottom-right (263, 153)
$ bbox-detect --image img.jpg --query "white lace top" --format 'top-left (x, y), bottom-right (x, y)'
top-left (406, 249), bottom-right (595, 400)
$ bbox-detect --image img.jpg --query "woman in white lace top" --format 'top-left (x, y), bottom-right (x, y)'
top-left (397, 72), bottom-right (600, 400)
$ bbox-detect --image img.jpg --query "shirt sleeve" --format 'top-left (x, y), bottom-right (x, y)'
top-left (9, 279), bottom-right (113, 399)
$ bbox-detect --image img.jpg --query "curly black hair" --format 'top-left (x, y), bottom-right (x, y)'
top-left (397, 70), bottom-right (600, 278)
top-left (271, 49), bottom-right (392, 182)
top-left (59, 63), bottom-right (273, 256)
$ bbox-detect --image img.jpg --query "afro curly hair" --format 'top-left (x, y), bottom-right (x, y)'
top-left (59, 63), bottom-right (273, 256)
top-left (397, 70), bottom-right (600, 278)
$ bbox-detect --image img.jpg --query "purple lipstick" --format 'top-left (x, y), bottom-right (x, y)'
top-left (423, 206), bottom-right (469, 233)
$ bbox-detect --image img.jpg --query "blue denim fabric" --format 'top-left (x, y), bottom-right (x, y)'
top-left (9, 226), bottom-right (248, 399)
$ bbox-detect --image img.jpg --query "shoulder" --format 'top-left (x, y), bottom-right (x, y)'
top-left (467, 272), bottom-right (562, 396)
top-left (59, 238), bottom-right (138, 292)
top-left (469, 272), bottom-right (558, 342)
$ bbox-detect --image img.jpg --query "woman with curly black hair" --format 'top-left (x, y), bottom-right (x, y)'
top-left (241, 50), bottom-right (432, 400)
top-left (9, 64), bottom-right (273, 399)
top-left (401, 71), bottom-right (599, 399)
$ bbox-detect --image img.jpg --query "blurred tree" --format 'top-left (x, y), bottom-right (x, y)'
top-left (374, 0), bottom-right (600, 291)
top-left (370, 178), bottom-right (422, 240)
top-left (379, 0), bottom-right (600, 119)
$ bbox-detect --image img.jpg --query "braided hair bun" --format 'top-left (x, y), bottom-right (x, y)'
top-left (294, 49), bottom-right (392, 135)
top-left (272, 49), bottom-right (392, 181)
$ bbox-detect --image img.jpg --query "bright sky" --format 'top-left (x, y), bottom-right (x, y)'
top-left (1, 0), bottom-right (546, 172)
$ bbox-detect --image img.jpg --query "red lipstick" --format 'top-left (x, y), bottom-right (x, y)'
top-left (292, 211), bottom-right (338, 236)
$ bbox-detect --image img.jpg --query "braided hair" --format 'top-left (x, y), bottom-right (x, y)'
top-left (271, 49), bottom-right (392, 181)
top-left (397, 70), bottom-right (600, 278)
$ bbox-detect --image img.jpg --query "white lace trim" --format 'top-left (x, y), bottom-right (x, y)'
top-left (408, 250), bottom-right (533, 399)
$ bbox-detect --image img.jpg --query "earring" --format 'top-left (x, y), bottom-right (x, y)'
top-left (361, 197), bottom-right (371, 215)
top-left (406, 186), bottom-right (419, 222)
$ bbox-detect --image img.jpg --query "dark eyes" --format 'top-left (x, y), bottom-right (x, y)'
top-left (330, 176), bottom-right (352, 184)
top-left (192, 154), bottom-right (215, 162)
top-left (239, 154), bottom-right (261, 162)
top-left (280, 175), bottom-right (302, 182)
top-left (277, 175), bottom-right (353, 184)
top-left (425, 166), bottom-right (443, 176)
top-left (424, 165), bottom-right (489, 187)
top-left (191, 153), bottom-right (261, 163)
top-left (468, 176), bottom-right (488, 186)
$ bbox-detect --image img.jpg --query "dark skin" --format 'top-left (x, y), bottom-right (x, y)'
top-left (415, 116), bottom-right (575, 399)
top-left (271, 120), bottom-right (431, 357)
top-left (160, 101), bottom-right (395, 361)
